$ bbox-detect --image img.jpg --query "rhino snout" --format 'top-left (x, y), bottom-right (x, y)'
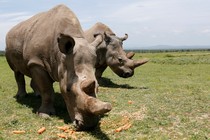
top-left (120, 69), bottom-right (134, 78)
top-left (72, 96), bottom-right (112, 131)
top-left (73, 119), bottom-right (84, 130)
top-left (74, 114), bottom-right (99, 131)
top-left (122, 70), bottom-right (134, 78)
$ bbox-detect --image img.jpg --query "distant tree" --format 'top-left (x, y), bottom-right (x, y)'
top-left (0, 51), bottom-right (5, 56)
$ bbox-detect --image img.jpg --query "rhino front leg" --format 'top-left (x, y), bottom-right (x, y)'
top-left (30, 79), bottom-right (41, 97)
top-left (95, 65), bottom-right (108, 80)
top-left (14, 71), bottom-right (27, 98)
top-left (30, 66), bottom-right (55, 117)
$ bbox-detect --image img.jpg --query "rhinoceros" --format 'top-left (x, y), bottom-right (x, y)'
top-left (84, 22), bottom-right (148, 80)
top-left (5, 5), bottom-right (112, 130)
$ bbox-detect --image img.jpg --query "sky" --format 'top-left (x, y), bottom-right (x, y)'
top-left (1, 0), bottom-right (210, 50)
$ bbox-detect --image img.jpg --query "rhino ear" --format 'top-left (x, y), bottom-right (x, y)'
top-left (104, 32), bottom-right (111, 44)
top-left (91, 33), bottom-right (103, 48)
top-left (57, 33), bottom-right (75, 54)
top-left (120, 33), bottom-right (128, 41)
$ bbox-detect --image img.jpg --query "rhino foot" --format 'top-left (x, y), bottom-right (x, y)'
top-left (14, 91), bottom-right (28, 99)
top-left (38, 106), bottom-right (56, 118)
top-left (33, 92), bottom-right (41, 98)
top-left (38, 113), bottom-right (51, 119)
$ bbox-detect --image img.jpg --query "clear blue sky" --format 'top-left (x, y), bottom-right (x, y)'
top-left (1, 0), bottom-right (210, 50)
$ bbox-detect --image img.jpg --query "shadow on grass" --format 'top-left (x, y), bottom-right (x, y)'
top-left (87, 124), bottom-right (110, 140)
top-left (98, 77), bottom-right (148, 90)
top-left (16, 92), bottom-right (71, 123)
top-left (15, 92), bottom-right (111, 139)
top-left (98, 77), bottom-right (135, 89)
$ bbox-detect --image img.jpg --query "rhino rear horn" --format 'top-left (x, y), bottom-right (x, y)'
top-left (134, 59), bottom-right (149, 68)
top-left (86, 97), bottom-right (112, 115)
top-left (126, 51), bottom-right (135, 59)
top-left (81, 79), bottom-right (96, 97)
top-left (91, 33), bottom-right (103, 48)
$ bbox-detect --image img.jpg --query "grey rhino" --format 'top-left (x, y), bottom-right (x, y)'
top-left (5, 5), bottom-right (111, 130)
top-left (84, 22), bottom-right (148, 80)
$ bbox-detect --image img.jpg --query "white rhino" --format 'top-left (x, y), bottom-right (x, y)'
top-left (84, 22), bottom-right (148, 80)
top-left (5, 5), bottom-right (111, 130)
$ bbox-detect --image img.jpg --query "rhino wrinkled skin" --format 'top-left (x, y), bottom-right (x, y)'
top-left (5, 5), bottom-right (111, 130)
top-left (85, 22), bottom-right (149, 79)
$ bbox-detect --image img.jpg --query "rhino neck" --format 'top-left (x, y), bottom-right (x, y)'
top-left (95, 46), bottom-right (107, 68)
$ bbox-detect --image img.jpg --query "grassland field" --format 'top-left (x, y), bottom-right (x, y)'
top-left (0, 51), bottom-right (209, 140)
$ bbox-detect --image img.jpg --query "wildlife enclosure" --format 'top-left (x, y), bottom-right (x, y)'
top-left (0, 51), bottom-right (209, 139)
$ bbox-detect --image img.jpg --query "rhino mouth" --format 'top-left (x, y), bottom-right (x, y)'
top-left (73, 116), bottom-right (99, 131)
top-left (119, 70), bottom-right (134, 78)
top-left (73, 119), bottom-right (85, 130)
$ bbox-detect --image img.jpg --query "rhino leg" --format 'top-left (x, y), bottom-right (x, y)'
top-left (30, 66), bottom-right (55, 117)
top-left (95, 65), bottom-right (108, 80)
top-left (30, 79), bottom-right (41, 97)
top-left (14, 71), bottom-right (27, 98)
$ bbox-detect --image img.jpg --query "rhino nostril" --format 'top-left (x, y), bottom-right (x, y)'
top-left (66, 87), bottom-right (71, 92)
top-left (123, 72), bottom-right (131, 78)
top-left (73, 119), bottom-right (84, 130)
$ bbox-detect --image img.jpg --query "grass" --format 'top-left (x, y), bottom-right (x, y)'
top-left (0, 51), bottom-right (210, 140)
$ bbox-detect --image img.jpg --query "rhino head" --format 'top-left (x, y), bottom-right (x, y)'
top-left (57, 33), bottom-right (112, 130)
top-left (102, 32), bottom-right (148, 78)
top-left (85, 23), bottom-right (148, 79)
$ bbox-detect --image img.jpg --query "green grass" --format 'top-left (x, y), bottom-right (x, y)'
top-left (0, 51), bottom-right (210, 140)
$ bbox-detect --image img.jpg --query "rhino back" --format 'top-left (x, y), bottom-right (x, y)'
top-left (6, 4), bottom-right (84, 80)
top-left (85, 22), bottom-right (114, 43)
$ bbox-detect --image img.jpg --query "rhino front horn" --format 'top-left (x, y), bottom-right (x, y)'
top-left (86, 97), bottom-right (112, 115)
top-left (134, 59), bottom-right (149, 68)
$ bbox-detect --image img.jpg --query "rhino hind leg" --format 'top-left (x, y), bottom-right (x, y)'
top-left (14, 71), bottom-right (27, 98)
top-left (30, 66), bottom-right (55, 117)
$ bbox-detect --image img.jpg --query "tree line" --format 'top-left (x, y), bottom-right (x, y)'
top-left (1, 49), bottom-right (210, 56)
top-left (125, 48), bottom-right (210, 53)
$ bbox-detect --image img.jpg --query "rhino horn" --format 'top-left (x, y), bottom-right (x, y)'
top-left (120, 33), bottom-right (128, 41)
top-left (133, 58), bottom-right (149, 68)
top-left (81, 79), bottom-right (96, 96)
top-left (126, 51), bottom-right (135, 59)
top-left (86, 97), bottom-right (112, 115)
